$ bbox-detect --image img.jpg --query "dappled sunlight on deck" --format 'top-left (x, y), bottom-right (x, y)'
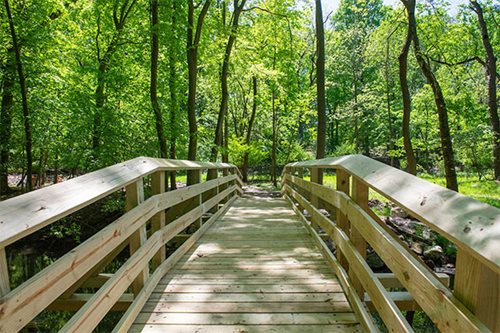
top-left (129, 195), bottom-right (361, 333)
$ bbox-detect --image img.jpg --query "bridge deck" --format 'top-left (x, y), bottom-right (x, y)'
top-left (130, 195), bottom-right (361, 332)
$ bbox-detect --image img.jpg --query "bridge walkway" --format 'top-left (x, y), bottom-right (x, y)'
top-left (130, 195), bottom-right (361, 333)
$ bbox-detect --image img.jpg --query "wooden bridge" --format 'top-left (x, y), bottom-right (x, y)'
top-left (0, 156), bottom-right (498, 332)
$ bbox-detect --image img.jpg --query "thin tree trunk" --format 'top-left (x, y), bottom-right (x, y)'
top-left (399, 0), bottom-right (417, 174)
top-left (385, 37), bottom-right (395, 166)
top-left (315, 0), bottom-right (326, 160)
top-left (242, 76), bottom-right (257, 182)
top-left (150, 0), bottom-right (167, 158)
top-left (93, 1), bottom-right (137, 153)
top-left (402, 0), bottom-right (458, 191)
top-left (222, 117), bottom-right (229, 163)
top-left (0, 47), bottom-right (15, 195)
top-left (470, 0), bottom-right (500, 180)
top-left (168, 0), bottom-right (178, 190)
top-left (4, 0), bottom-right (33, 191)
top-left (210, 0), bottom-right (247, 162)
top-left (187, 0), bottom-right (210, 184)
top-left (271, 88), bottom-right (277, 187)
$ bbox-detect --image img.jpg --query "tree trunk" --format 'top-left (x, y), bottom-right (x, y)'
top-left (242, 76), bottom-right (257, 182)
top-left (168, 0), bottom-right (178, 190)
top-left (403, 0), bottom-right (458, 191)
top-left (0, 47), bottom-right (15, 195)
top-left (271, 88), bottom-right (277, 187)
top-left (150, 0), bottom-right (167, 158)
top-left (4, 0), bottom-right (33, 192)
top-left (315, 0), bottom-right (326, 160)
top-left (92, 1), bottom-right (137, 154)
top-left (470, 0), bottom-right (500, 180)
top-left (210, 0), bottom-right (247, 162)
top-left (385, 37), bottom-right (395, 166)
top-left (149, 0), bottom-right (167, 158)
top-left (398, 0), bottom-right (417, 175)
top-left (187, 0), bottom-right (210, 184)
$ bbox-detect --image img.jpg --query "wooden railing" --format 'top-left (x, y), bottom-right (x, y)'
top-left (0, 157), bottom-right (243, 332)
top-left (282, 155), bottom-right (499, 333)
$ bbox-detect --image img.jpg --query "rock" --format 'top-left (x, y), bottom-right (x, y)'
top-left (391, 206), bottom-right (409, 218)
top-left (410, 242), bottom-right (424, 255)
top-left (423, 245), bottom-right (443, 261)
top-left (366, 252), bottom-right (385, 269)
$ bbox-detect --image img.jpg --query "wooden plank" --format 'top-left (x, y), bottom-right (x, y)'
top-left (164, 270), bottom-right (336, 279)
top-left (141, 301), bottom-right (352, 313)
top-left (0, 248), bottom-right (10, 296)
top-left (454, 249), bottom-right (499, 332)
top-left (111, 196), bottom-right (237, 333)
top-left (147, 292), bottom-right (347, 303)
top-left (129, 324), bottom-right (362, 333)
top-left (285, 184), bottom-right (412, 333)
top-left (126, 179), bottom-right (148, 296)
top-left (153, 284), bottom-right (343, 294)
top-left (286, 155), bottom-right (500, 273)
top-left (286, 194), bottom-right (379, 333)
top-left (0, 157), bottom-right (236, 248)
top-left (134, 312), bottom-right (359, 325)
top-left (350, 177), bottom-right (368, 298)
top-left (159, 278), bottom-right (339, 285)
top-left (151, 171), bottom-right (166, 269)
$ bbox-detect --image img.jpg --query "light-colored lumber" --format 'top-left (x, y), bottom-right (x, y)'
top-left (286, 194), bottom-right (379, 333)
top-left (128, 324), bottom-right (362, 333)
top-left (134, 312), bottom-right (359, 325)
top-left (350, 177), bottom-right (368, 298)
top-left (0, 157), bottom-right (236, 249)
top-left (375, 272), bottom-right (450, 289)
top-left (286, 155), bottom-right (500, 273)
top-left (0, 248), bottom-right (9, 296)
top-left (48, 293), bottom-right (133, 312)
top-left (111, 196), bottom-right (237, 333)
top-left (126, 179), bottom-right (148, 296)
top-left (151, 171), bottom-right (166, 269)
top-left (153, 283), bottom-right (343, 294)
top-left (285, 184), bottom-right (412, 333)
top-left (147, 292), bottom-right (347, 303)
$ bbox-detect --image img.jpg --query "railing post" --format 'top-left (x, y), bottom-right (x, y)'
top-left (125, 178), bottom-right (148, 296)
top-left (0, 248), bottom-right (10, 296)
top-left (454, 250), bottom-right (499, 331)
top-left (194, 169), bottom-right (203, 229)
top-left (351, 177), bottom-right (368, 297)
top-left (310, 167), bottom-right (323, 230)
top-left (151, 171), bottom-right (166, 270)
top-left (336, 169), bottom-right (350, 270)
top-left (207, 168), bottom-right (219, 214)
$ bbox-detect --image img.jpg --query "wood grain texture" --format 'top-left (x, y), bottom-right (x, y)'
top-left (286, 155), bottom-right (500, 273)
top-left (130, 196), bottom-right (360, 333)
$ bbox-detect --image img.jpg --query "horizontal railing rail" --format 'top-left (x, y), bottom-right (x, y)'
top-left (0, 157), bottom-right (243, 332)
top-left (282, 154), bottom-right (498, 333)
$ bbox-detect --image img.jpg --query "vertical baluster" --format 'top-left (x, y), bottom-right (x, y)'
top-left (455, 250), bottom-right (499, 331)
top-left (351, 177), bottom-right (368, 297)
top-left (126, 178), bottom-right (148, 296)
top-left (0, 248), bottom-right (10, 296)
top-left (336, 169), bottom-right (350, 270)
top-left (151, 171), bottom-right (166, 270)
top-left (310, 167), bottom-right (323, 230)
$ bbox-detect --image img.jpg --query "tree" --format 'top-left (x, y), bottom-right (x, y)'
top-left (470, 0), bottom-right (499, 180)
top-left (92, 0), bottom-right (138, 153)
top-left (401, 0), bottom-right (458, 191)
top-left (315, 0), bottom-right (326, 159)
top-left (187, 0), bottom-right (210, 184)
top-left (210, 0), bottom-right (247, 163)
top-left (4, 0), bottom-right (33, 191)
top-left (150, 0), bottom-right (167, 158)
top-left (398, 0), bottom-right (417, 174)
top-left (0, 47), bottom-right (14, 194)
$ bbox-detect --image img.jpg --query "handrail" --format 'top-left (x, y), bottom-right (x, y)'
top-left (0, 157), bottom-right (243, 332)
top-left (0, 157), bottom-right (235, 248)
top-left (282, 154), bottom-right (499, 332)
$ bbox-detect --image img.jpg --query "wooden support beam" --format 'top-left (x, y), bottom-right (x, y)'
top-left (350, 177), bottom-right (368, 298)
top-left (0, 248), bottom-right (10, 296)
top-left (310, 167), bottom-right (322, 230)
top-left (151, 171), bottom-right (166, 270)
top-left (375, 272), bottom-right (450, 289)
top-left (336, 169), bottom-right (350, 270)
top-left (455, 249), bottom-right (499, 332)
top-left (126, 178), bottom-right (148, 296)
